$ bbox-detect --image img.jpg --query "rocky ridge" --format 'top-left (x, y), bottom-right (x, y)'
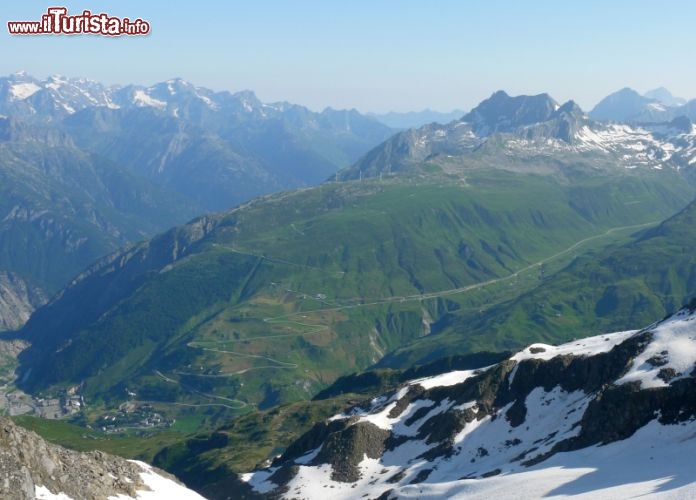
top-left (341, 90), bottom-right (696, 181)
top-left (0, 417), bottom-right (204, 500)
top-left (239, 301), bottom-right (696, 499)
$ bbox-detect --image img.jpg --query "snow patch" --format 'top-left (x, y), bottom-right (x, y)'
top-left (391, 419), bottom-right (696, 499)
top-left (35, 486), bottom-right (74, 500)
top-left (411, 368), bottom-right (486, 390)
top-left (616, 309), bottom-right (696, 389)
top-left (132, 90), bottom-right (166, 109)
top-left (107, 461), bottom-right (206, 499)
top-left (511, 329), bottom-right (637, 363)
top-left (10, 82), bottom-right (41, 100)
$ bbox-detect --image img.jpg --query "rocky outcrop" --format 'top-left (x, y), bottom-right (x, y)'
top-left (0, 418), bottom-right (199, 500)
top-left (313, 421), bottom-right (390, 482)
top-left (242, 304), bottom-right (696, 498)
top-left (0, 272), bottom-right (46, 331)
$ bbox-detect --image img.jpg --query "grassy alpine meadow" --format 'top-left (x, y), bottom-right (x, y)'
top-left (381, 194), bottom-right (696, 367)
top-left (14, 166), bottom-right (695, 428)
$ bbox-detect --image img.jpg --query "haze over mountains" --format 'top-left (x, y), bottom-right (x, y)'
top-left (589, 86), bottom-right (695, 123)
top-left (2, 74), bottom-right (696, 498)
top-left (368, 109), bottom-right (467, 129)
top-left (0, 71), bottom-right (395, 210)
top-left (0, 72), bottom-right (395, 328)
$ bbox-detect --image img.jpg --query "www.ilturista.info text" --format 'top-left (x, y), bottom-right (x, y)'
top-left (8, 7), bottom-right (150, 36)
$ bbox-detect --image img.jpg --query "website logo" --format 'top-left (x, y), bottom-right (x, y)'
top-left (8, 7), bottom-right (150, 36)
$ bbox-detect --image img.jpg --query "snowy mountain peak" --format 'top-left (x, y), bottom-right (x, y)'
top-left (342, 87), bottom-right (696, 181)
top-left (132, 88), bottom-right (167, 109)
top-left (240, 303), bottom-right (696, 499)
top-left (153, 77), bottom-right (193, 95)
top-left (8, 81), bottom-right (41, 101)
top-left (0, 73), bottom-right (120, 116)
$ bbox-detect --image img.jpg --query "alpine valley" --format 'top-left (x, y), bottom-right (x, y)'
top-left (0, 72), bottom-right (395, 329)
top-left (2, 79), bottom-right (696, 499)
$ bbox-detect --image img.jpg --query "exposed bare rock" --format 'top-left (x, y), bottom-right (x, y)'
top-left (0, 418), bottom-right (203, 500)
top-left (0, 272), bottom-right (46, 331)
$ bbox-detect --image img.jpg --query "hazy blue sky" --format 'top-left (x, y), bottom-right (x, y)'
top-left (2, 1), bottom-right (695, 113)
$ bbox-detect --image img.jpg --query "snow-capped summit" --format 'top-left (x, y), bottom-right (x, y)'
top-left (339, 89), bottom-right (696, 181)
top-left (145, 78), bottom-right (219, 110)
top-left (240, 302), bottom-right (696, 499)
top-left (0, 73), bottom-right (118, 119)
top-left (0, 72), bottom-right (287, 121)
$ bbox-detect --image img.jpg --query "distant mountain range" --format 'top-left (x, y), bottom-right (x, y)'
top-left (0, 72), bottom-right (395, 328)
top-left (341, 89), bottom-right (696, 181)
top-left (0, 72), bottom-right (395, 211)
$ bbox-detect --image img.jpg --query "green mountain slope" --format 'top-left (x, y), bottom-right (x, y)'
top-left (379, 195), bottom-right (696, 367)
top-left (15, 167), bottom-right (693, 414)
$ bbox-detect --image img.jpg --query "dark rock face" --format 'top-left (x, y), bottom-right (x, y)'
top-left (244, 308), bottom-right (696, 498)
top-left (272, 417), bottom-right (357, 466)
top-left (464, 91), bottom-right (559, 135)
top-left (312, 421), bottom-right (390, 482)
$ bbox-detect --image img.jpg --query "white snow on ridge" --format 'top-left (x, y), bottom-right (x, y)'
top-left (647, 102), bottom-right (667, 112)
top-left (61, 102), bottom-right (75, 114)
top-left (617, 308), bottom-right (696, 389)
top-left (511, 329), bottom-right (637, 364)
top-left (128, 461), bottom-right (206, 499)
top-left (574, 124), bottom-right (655, 153)
top-left (241, 98), bottom-right (254, 112)
top-left (410, 368), bottom-right (486, 390)
top-left (262, 408), bottom-right (696, 500)
top-left (132, 90), bottom-right (167, 109)
top-left (35, 486), bottom-right (74, 500)
top-left (10, 82), bottom-right (41, 100)
top-left (35, 461), bottom-right (205, 500)
top-left (502, 121), bottom-right (696, 171)
top-left (195, 91), bottom-right (218, 109)
top-left (246, 306), bottom-right (696, 499)
top-left (507, 329), bottom-right (636, 387)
